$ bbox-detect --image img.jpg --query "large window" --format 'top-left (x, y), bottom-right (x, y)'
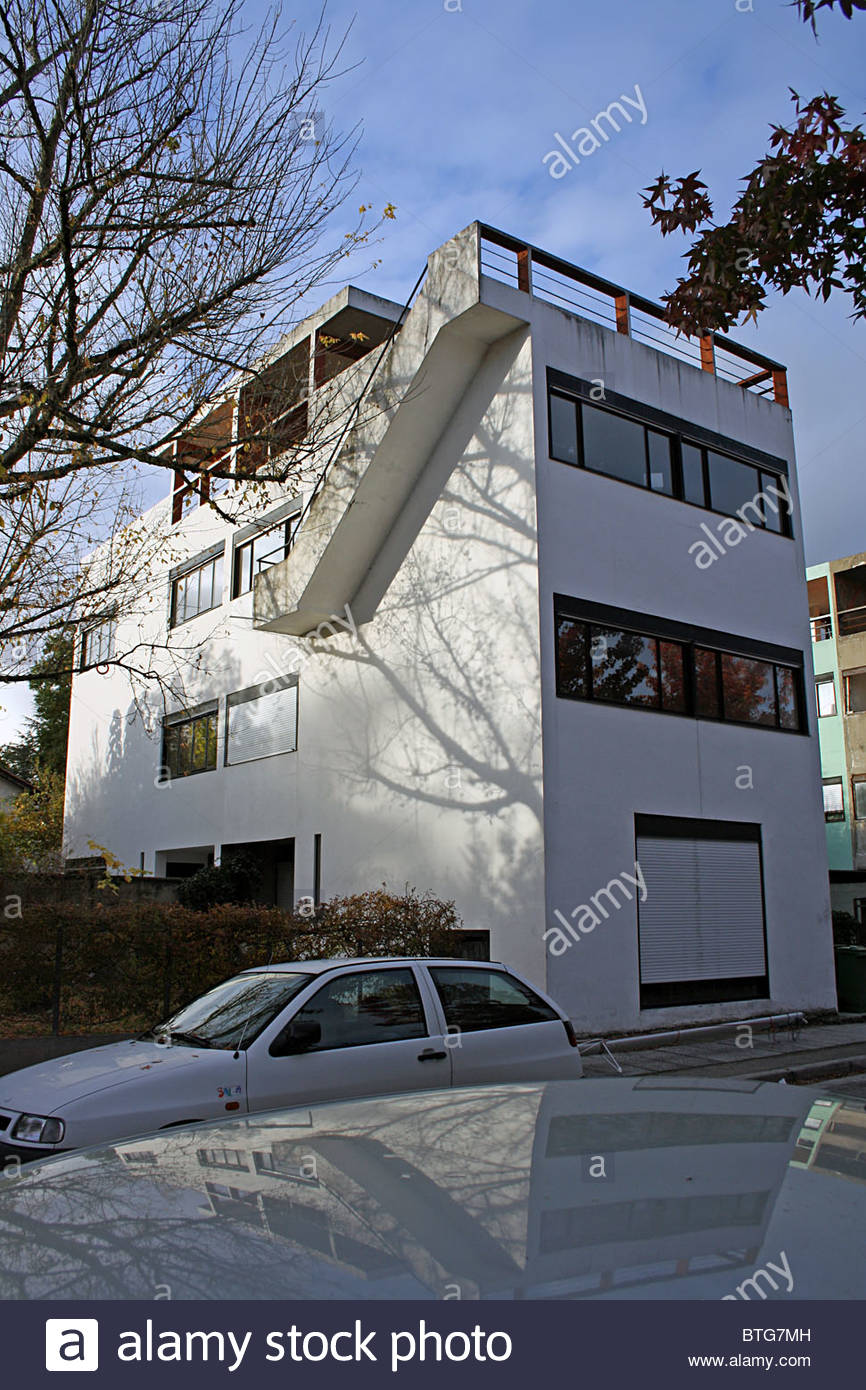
top-left (853, 777), bottom-right (866, 821)
top-left (170, 551), bottom-right (224, 626)
top-left (823, 778), bottom-right (845, 822)
top-left (232, 514), bottom-right (298, 598)
top-left (636, 815), bottom-right (768, 1009)
top-left (225, 677), bottom-right (298, 765)
top-left (428, 967), bottom-right (557, 1033)
top-left (162, 707), bottom-right (218, 778)
top-left (548, 386), bottom-right (791, 536)
top-left (555, 598), bottom-right (804, 733)
top-left (816, 676), bottom-right (838, 718)
top-left (80, 617), bottom-right (115, 668)
top-left (286, 968), bottom-right (428, 1051)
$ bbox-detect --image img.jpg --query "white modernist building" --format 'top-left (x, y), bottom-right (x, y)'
top-left (64, 222), bottom-right (836, 1032)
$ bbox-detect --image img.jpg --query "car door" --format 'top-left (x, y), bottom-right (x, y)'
top-left (245, 964), bottom-right (452, 1113)
top-left (423, 964), bottom-right (580, 1086)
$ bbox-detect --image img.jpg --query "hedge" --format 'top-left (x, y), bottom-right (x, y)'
top-left (0, 888), bottom-right (462, 1035)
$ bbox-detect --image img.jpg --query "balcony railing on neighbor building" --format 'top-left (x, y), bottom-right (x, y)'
top-left (478, 225), bottom-right (790, 407)
top-left (810, 614), bottom-right (833, 643)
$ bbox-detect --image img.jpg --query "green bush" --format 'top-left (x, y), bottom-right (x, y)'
top-left (175, 850), bottom-right (261, 910)
top-left (0, 887), bottom-right (463, 1035)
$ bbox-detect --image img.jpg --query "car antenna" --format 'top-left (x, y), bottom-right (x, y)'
top-left (233, 944), bottom-right (277, 1060)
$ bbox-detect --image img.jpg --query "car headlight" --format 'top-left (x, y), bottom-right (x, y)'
top-left (11, 1114), bottom-right (65, 1145)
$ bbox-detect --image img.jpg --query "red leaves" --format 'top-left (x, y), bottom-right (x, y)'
top-left (644, 89), bottom-right (866, 334)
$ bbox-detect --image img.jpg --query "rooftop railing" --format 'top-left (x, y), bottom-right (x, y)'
top-left (478, 224), bottom-right (789, 407)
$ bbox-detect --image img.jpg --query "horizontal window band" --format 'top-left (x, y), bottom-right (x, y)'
top-left (547, 368), bottom-right (788, 475)
top-left (553, 593), bottom-right (803, 668)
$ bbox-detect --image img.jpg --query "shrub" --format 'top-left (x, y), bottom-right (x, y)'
top-left (175, 851), bottom-right (261, 910)
top-left (0, 886), bottom-right (463, 1034)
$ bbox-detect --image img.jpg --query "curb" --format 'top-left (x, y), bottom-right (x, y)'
top-left (751, 1053), bottom-right (866, 1085)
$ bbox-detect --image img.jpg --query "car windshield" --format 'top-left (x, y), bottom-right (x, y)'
top-left (150, 971), bottom-right (312, 1050)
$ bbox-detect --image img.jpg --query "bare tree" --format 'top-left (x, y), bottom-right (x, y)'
top-left (0, 0), bottom-right (391, 685)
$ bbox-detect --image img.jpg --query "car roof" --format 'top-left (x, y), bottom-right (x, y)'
top-left (242, 956), bottom-right (506, 975)
top-left (0, 1079), bottom-right (857, 1302)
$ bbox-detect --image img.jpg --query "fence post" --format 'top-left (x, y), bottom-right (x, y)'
top-left (51, 920), bottom-right (64, 1036)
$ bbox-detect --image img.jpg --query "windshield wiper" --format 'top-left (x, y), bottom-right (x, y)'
top-left (163, 1029), bottom-right (212, 1048)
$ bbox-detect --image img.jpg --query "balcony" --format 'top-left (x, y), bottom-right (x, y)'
top-left (810, 614), bottom-right (833, 643)
top-left (478, 225), bottom-right (789, 405)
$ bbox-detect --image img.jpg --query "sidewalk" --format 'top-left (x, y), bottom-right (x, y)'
top-left (579, 1015), bottom-right (866, 1083)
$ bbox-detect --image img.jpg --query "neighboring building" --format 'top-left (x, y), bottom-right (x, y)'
top-left (0, 764), bottom-right (33, 805)
top-left (63, 222), bottom-right (836, 1032)
top-left (807, 552), bottom-right (866, 918)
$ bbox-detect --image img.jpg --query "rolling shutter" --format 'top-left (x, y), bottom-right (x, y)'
top-left (636, 834), bottom-right (766, 984)
top-left (226, 677), bottom-right (298, 765)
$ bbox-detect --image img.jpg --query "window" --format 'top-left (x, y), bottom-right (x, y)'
top-left (80, 617), bottom-right (115, 668)
top-left (853, 777), bottom-right (866, 821)
top-left (808, 576), bottom-right (832, 641)
top-left (288, 968), bottom-right (427, 1051)
top-left (823, 778), bottom-right (845, 822)
top-left (232, 514), bottom-right (298, 597)
top-left (547, 385), bottom-right (791, 536)
top-left (170, 552), bottom-right (224, 626)
top-left (636, 815), bottom-right (768, 1009)
top-left (155, 970), bottom-right (312, 1049)
top-left (428, 967), bottom-right (558, 1033)
top-left (162, 707), bottom-right (218, 778)
top-left (554, 598), bottom-right (804, 733)
top-left (197, 1148), bottom-right (250, 1172)
top-left (225, 677), bottom-right (298, 765)
top-left (816, 676), bottom-right (837, 718)
top-left (844, 670), bottom-right (866, 714)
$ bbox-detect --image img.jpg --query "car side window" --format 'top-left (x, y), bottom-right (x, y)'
top-left (429, 967), bottom-right (558, 1033)
top-left (290, 968), bottom-right (428, 1050)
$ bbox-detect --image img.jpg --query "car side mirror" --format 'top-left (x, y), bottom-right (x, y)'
top-left (270, 1018), bottom-right (321, 1057)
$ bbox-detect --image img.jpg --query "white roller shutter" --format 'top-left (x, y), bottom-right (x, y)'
top-left (636, 835), bottom-right (766, 983)
top-left (226, 678), bottom-right (298, 765)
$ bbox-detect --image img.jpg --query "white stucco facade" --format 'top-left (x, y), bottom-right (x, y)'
top-left (64, 222), bottom-right (836, 1032)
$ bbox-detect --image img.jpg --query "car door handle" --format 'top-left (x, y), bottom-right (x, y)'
top-left (417, 1049), bottom-right (447, 1061)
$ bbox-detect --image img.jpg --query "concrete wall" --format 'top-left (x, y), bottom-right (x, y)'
top-left (520, 286), bottom-right (836, 1030)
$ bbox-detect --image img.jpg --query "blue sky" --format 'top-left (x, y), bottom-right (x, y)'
top-left (290, 0), bottom-right (864, 567)
top-left (3, 0), bottom-right (865, 739)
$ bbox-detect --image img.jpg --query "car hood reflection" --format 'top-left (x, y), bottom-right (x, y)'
top-left (0, 1078), bottom-right (863, 1300)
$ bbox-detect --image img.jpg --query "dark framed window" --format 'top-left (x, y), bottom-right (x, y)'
top-left (547, 385), bottom-right (791, 537)
top-left (232, 515), bottom-right (298, 598)
top-left (844, 669), bottom-right (866, 715)
top-left (286, 968), bottom-right (427, 1051)
top-left (162, 708), bottom-right (218, 778)
top-left (816, 676), bottom-right (837, 718)
top-left (80, 617), bottom-right (115, 668)
top-left (554, 596), bottom-right (805, 734)
top-left (170, 552), bottom-right (224, 626)
top-left (823, 778), bottom-right (845, 822)
top-left (853, 777), bottom-right (866, 821)
top-left (428, 967), bottom-right (558, 1033)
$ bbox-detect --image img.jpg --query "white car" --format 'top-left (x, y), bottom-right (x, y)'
top-left (0, 957), bottom-right (581, 1160)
